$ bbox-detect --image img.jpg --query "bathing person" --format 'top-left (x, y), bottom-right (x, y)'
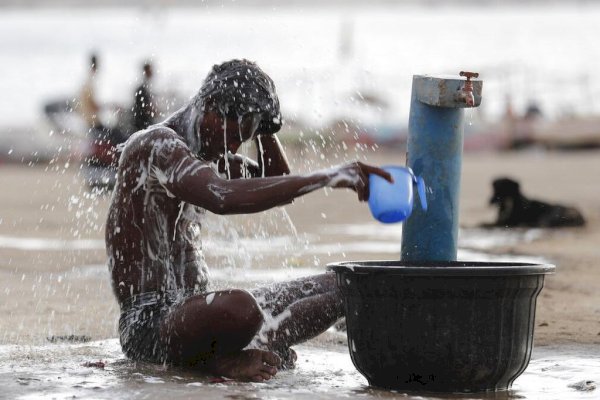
top-left (106, 59), bottom-right (392, 382)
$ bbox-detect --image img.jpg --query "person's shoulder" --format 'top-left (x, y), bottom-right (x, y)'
top-left (121, 126), bottom-right (189, 158)
top-left (129, 126), bottom-right (182, 145)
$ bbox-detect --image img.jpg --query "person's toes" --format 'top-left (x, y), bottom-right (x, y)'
top-left (261, 365), bottom-right (277, 376)
top-left (252, 371), bottom-right (272, 381)
top-left (260, 371), bottom-right (273, 381)
top-left (263, 351), bottom-right (281, 367)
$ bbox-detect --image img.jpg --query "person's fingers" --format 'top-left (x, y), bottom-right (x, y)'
top-left (361, 164), bottom-right (394, 183)
top-left (356, 172), bottom-right (367, 202)
top-left (363, 172), bottom-right (370, 201)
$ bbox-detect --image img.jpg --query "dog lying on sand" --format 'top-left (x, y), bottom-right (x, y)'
top-left (485, 177), bottom-right (586, 228)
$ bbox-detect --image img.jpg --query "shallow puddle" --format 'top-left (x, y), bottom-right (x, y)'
top-left (1, 339), bottom-right (598, 400)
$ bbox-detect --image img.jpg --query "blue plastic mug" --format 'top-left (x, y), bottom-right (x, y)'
top-left (368, 166), bottom-right (427, 224)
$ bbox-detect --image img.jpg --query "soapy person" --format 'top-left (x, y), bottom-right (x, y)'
top-left (105, 59), bottom-right (392, 382)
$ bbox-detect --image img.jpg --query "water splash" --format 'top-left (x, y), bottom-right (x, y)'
top-left (257, 137), bottom-right (266, 178)
top-left (222, 116), bottom-right (231, 179)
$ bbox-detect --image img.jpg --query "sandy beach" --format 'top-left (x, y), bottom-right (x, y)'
top-left (1, 146), bottom-right (600, 399)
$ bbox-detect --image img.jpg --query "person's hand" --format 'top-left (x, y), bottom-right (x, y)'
top-left (217, 153), bottom-right (260, 179)
top-left (254, 135), bottom-right (291, 176)
top-left (327, 161), bottom-right (393, 201)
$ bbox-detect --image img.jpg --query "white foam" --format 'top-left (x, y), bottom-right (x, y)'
top-left (257, 137), bottom-right (266, 178)
top-left (206, 292), bottom-right (215, 305)
top-left (257, 309), bottom-right (292, 343)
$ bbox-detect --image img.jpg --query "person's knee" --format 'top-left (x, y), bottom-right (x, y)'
top-left (163, 290), bottom-right (264, 360)
top-left (216, 289), bottom-right (263, 336)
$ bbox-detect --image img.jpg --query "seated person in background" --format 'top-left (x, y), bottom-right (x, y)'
top-left (79, 53), bottom-right (102, 133)
top-left (132, 61), bottom-right (157, 132)
top-left (484, 177), bottom-right (585, 228)
top-left (106, 59), bottom-right (392, 382)
top-left (79, 53), bottom-right (128, 171)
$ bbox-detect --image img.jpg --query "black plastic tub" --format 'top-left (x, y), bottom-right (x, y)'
top-left (327, 261), bottom-right (555, 393)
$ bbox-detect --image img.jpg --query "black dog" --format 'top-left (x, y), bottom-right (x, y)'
top-left (486, 177), bottom-right (585, 228)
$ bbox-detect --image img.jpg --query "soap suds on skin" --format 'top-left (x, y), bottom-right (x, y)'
top-left (206, 292), bottom-right (215, 305)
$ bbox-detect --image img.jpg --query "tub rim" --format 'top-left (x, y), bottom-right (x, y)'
top-left (327, 260), bottom-right (555, 276)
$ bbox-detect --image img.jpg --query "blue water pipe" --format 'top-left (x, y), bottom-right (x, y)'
top-left (401, 72), bottom-right (483, 262)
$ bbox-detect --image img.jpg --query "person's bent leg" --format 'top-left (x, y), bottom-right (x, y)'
top-left (261, 290), bottom-right (343, 351)
top-left (250, 273), bottom-right (344, 365)
top-left (251, 273), bottom-right (338, 315)
top-left (160, 289), bottom-right (281, 381)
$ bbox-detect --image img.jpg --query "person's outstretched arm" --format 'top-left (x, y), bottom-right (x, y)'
top-left (154, 132), bottom-right (391, 215)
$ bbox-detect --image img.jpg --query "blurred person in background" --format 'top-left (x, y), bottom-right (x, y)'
top-left (78, 52), bottom-right (126, 142)
top-left (78, 53), bottom-right (101, 132)
top-left (79, 53), bottom-right (127, 188)
top-left (131, 61), bottom-right (157, 132)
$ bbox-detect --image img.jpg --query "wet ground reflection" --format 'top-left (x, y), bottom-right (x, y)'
top-left (1, 339), bottom-right (598, 400)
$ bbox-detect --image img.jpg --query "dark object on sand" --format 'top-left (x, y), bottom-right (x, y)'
top-left (568, 380), bottom-right (596, 392)
top-left (328, 260), bottom-right (555, 392)
top-left (487, 177), bottom-right (585, 228)
top-left (47, 335), bottom-right (91, 343)
top-left (83, 126), bottom-right (130, 190)
top-left (82, 360), bottom-right (106, 369)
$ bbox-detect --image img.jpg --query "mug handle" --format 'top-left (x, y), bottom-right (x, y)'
top-left (416, 177), bottom-right (428, 211)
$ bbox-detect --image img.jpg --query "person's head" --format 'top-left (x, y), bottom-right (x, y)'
top-left (90, 53), bottom-right (98, 74)
top-left (195, 59), bottom-right (282, 156)
top-left (143, 61), bottom-right (153, 79)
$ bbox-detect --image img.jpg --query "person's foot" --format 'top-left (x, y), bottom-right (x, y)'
top-left (208, 349), bottom-right (281, 382)
top-left (245, 339), bottom-right (296, 370)
top-left (277, 347), bottom-right (297, 370)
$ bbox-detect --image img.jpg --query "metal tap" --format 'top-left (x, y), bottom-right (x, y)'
top-left (456, 71), bottom-right (479, 107)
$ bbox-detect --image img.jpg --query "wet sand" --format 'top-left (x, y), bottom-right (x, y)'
top-left (1, 338), bottom-right (598, 400)
top-left (0, 148), bottom-right (599, 398)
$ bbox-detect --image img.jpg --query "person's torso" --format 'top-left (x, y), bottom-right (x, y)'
top-left (79, 77), bottom-right (99, 127)
top-left (106, 130), bottom-right (210, 304)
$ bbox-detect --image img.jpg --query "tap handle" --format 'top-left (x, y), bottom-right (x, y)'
top-left (459, 71), bottom-right (479, 81)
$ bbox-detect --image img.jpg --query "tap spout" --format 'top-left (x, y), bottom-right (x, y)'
top-left (455, 90), bottom-right (475, 107)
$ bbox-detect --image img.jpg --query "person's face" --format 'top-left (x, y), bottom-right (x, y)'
top-left (223, 112), bottom-right (262, 153)
top-left (200, 109), bottom-right (262, 157)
